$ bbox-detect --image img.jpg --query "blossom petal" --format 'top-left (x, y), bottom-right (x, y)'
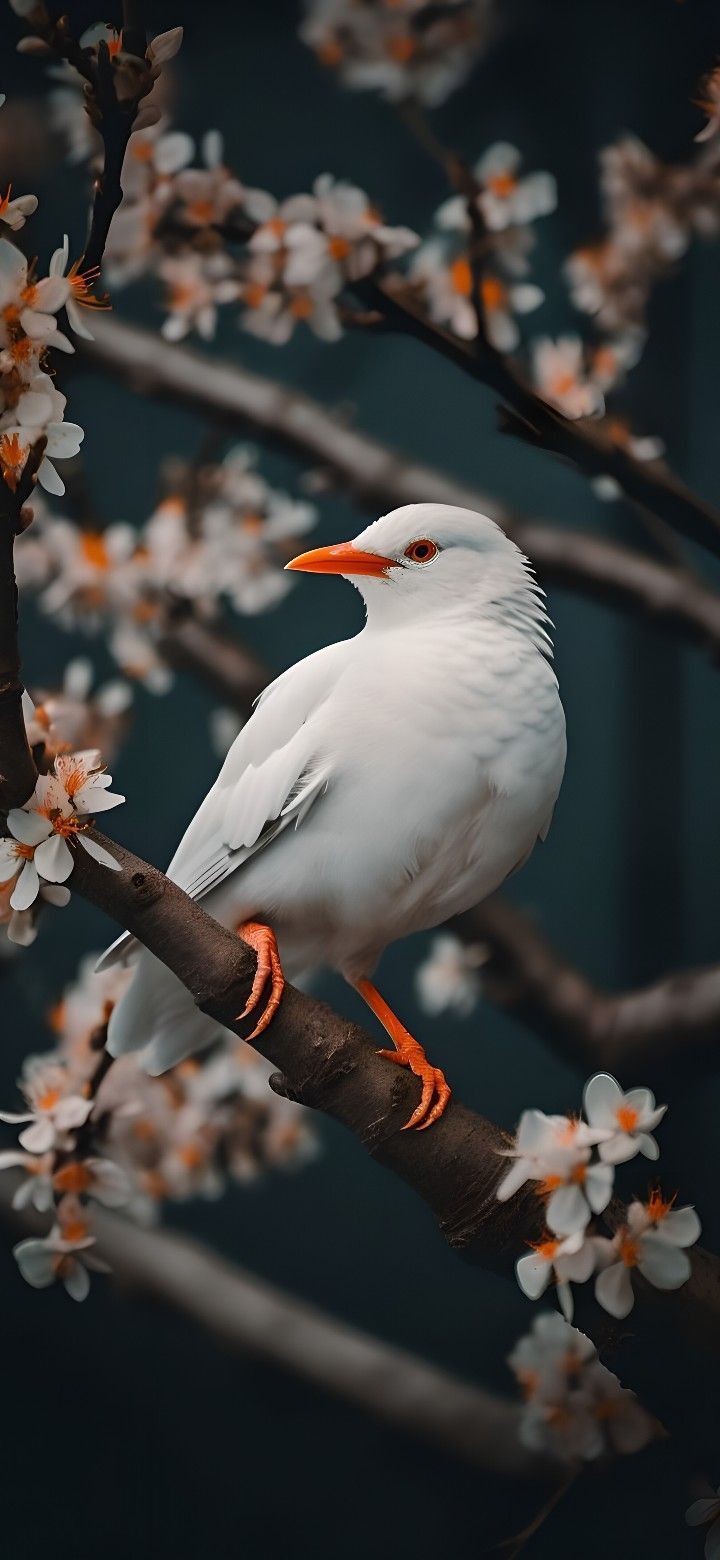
top-left (19, 1117), bottom-right (55, 1153)
top-left (638, 1234), bottom-right (691, 1291)
top-left (686, 1499), bottom-right (720, 1527)
top-left (34, 833), bottom-right (74, 883)
top-left (76, 785), bottom-right (125, 814)
top-left (583, 1072), bottom-right (622, 1129)
top-left (516, 1251), bottom-right (550, 1300)
top-left (546, 1183), bottom-right (590, 1236)
top-left (495, 1158), bottom-right (531, 1201)
top-left (7, 807), bottom-right (51, 846)
top-left (595, 1261), bottom-right (634, 1319)
top-left (77, 834), bottom-right (121, 870)
top-left (13, 1237), bottom-right (57, 1289)
top-left (685, 1497), bottom-right (720, 1522)
top-left (37, 456), bottom-right (66, 496)
top-left (10, 858), bottom-right (39, 911)
top-left (40, 883), bottom-right (71, 907)
top-left (658, 1207), bottom-right (701, 1247)
top-left (63, 1258), bottom-right (91, 1302)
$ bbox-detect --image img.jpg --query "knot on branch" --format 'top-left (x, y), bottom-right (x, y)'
top-left (126, 867), bottom-right (166, 911)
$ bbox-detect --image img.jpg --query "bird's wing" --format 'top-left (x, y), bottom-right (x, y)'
top-left (97, 642), bottom-right (350, 971)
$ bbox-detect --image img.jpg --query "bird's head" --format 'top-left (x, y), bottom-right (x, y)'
top-left (286, 503), bottom-right (550, 646)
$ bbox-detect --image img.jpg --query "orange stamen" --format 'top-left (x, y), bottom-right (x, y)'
top-left (316, 37), bottom-right (343, 67)
top-left (178, 1142), bottom-right (204, 1169)
top-left (450, 255), bottom-right (472, 296)
top-left (67, 258), bottom-right (111, 311)
top-left (54, 1161), bottom-right (91, 1194)
top-left (647, 1187), bottom-right (676, 1223)
top-left (531, 1236), bottom-right (560, 1262)
top-left (289, 294), bottom-right (314, 319)
top-left (0, 430), bottom-right (27, 489)
top-left (616, 1105), bottom-right (639, 1132)
top-left (244, 280), bottom-right (268, 309)
top-left (79, 531), bottom-right (110, 570)
top-left (328, 235), bottom-right (351, 261)
top-left (619, 1232), bottom-right (639, 1267)
top-left (61, 1217), bottom-right (89, 1243)
top-left (487, 171), bottom-right (518, 198)
top-left (480, 275), bottom-right (507, 311)
top-left (387, 33), bottom-right (416, 63)
top-left (37, 1087), bottom-right (61, 1112)
top-left (186, 198), bottom-right (215, 225)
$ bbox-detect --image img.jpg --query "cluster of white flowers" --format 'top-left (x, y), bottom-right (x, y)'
top-left (1, 951), bottom-right (318, 1299)
top-left (0, 227), bottom-right (89, 497)
top-left (566, 134), bottom-right (720, 341)
top-left (55, 81), bottom-right (418, 345)
top-left (409, 143), bottom-right (553, 349)
top-left (240, 174), bottom-right (418, 345)
top-left (551, 121), bottom-right (720, 461)
top-left (0, 748), bottom-right (123, 945)
top-left (15, 446), bottom-right (318, 689)
top-left (498, 1071), bottom-right (701, 1321)
top-left (299, 0), bottom-right (496, 108)
top-left (507, 1311), bottom-right (656, 1462)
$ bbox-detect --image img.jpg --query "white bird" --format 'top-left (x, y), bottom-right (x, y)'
top-left (104, 503), bottom-right (566, 1130)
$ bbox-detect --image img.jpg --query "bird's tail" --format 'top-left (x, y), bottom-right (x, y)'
top-left (107, 946), bottom-right (230, 1075)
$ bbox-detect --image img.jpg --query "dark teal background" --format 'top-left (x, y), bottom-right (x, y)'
top-left (2, 1), bottom-right (719, 1555)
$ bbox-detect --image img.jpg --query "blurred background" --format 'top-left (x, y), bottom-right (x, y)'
top-left (1, 0), bottom-right (719, 1554)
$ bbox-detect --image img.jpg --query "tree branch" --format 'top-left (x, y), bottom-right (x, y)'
top-left (52, 837), bottom-right (720, 1356)
top-left (452, 899), bottom-right (720, 1077)
top-left (363, 276), bottom-right (720, 560)
top-left (82, 35), bottom-right (147, 277)
top-left (78, 318), bottom-right (720, 660)
top-left (0, 1181), bottom-right (553, 1482)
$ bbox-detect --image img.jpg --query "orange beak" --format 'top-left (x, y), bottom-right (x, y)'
top-left (285, 541), bottom-right (394, 577)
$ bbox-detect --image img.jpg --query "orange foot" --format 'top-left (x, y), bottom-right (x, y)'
top-left (355, 978), bottom-right (451, 1131)
top-left (235, 921), bottom-right (285, 1041)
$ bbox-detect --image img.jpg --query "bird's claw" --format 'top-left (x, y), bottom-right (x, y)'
top-left (235, 920), bottom-right (285, 1041)
top-left (378, 1043), bottom-right (451, 1131)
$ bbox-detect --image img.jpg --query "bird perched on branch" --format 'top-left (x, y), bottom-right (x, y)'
top-left (103, 504), bottom-right (566, 1130)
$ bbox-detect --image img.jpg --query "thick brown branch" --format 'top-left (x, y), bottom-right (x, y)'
top-left (78, 318), bottom-right (720, 660)
top-left (453, 899), bottom-right (720, 1077)
top-left (365, 276), bottom-right (720, 560)
top-left (0, 1182), bottom-right (552, 1482)
top-left (67, 836), bottom-right (528, 1264)
top-left (62, 837), bottom-right (720, 1358)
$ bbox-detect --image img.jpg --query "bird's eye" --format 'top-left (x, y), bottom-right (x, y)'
top-left (404, 539), bottom-right (439, 565)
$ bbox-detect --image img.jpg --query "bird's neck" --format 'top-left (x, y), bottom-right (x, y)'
top-left (359, 560), bottom-right (553, 660)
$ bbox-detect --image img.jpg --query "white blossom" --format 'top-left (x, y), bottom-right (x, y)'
top-left (516, 1230), bottom-right (598, 1321)
top-left (593, 1195), bottom-right (700, 1319)
top-left (508, 1312), bottom-right (656, 1462)
top-left (415, 932), bottom-right (485, 1017)
top-left (13, 1197), bottom-right (109, 1301)
top-left (583, 1071), bottom-right (667, 1163)
top-left (531, 336), bottom-right (604, 419)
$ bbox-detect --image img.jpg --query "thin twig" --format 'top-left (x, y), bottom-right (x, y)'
top-left (362, 274), bottom-right (720, 559)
